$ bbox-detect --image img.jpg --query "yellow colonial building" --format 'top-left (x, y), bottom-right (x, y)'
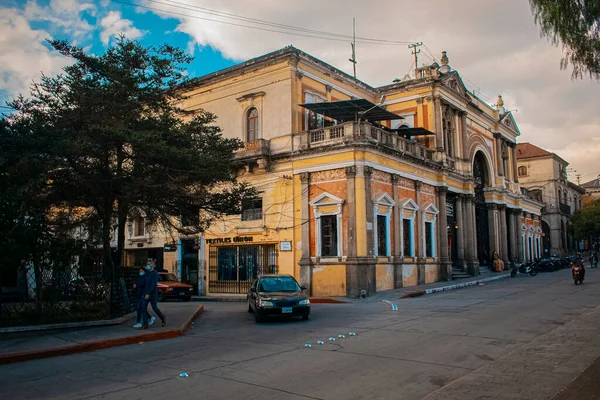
top-left (165, 46), bottom-right (542, 297)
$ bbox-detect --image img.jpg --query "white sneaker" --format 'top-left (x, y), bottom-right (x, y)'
top-left (149, 316), bottom-right (156, 326)
top-left (133, 323), bottom-right (142, 328)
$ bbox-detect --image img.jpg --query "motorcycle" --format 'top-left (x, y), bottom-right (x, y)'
top-left (510, 259), bottom-right (538, 277)
top-left (572, 264), bottom-right (584, 285)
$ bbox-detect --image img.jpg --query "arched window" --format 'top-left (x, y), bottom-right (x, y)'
top-left (246, 107), bottom-right (259, 142)
top-left (518, 166), bottom-right (528, 177)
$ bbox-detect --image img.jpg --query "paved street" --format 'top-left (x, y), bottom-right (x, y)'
top-left (3, 268), bottom-right (600, 400)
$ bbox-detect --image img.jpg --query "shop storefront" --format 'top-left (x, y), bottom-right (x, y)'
top-left (207, 238), bottom-right (278, 294)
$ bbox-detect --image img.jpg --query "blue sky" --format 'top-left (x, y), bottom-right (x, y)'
top-left (1, 0), bottom-right (599, 180)
top-left (0, 0), bottom-right (238, 105)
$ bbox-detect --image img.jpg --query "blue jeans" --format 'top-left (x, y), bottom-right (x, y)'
top-left (136, 297), bottom-right (150, 323)
top-left (142, 292), bottom-right (165, 327)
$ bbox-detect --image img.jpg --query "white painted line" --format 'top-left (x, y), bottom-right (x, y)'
top-left (382, 300), bottom-right (399, 311)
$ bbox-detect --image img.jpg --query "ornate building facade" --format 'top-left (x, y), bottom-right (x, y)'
top-left (175, 46), bottom-right (542, 297)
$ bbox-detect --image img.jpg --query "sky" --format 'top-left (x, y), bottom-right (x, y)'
top-left (1, 0), bottom-right (599, 184)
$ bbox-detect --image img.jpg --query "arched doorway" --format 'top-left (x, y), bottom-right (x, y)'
top-left (542, 220), bottom-right (551, 257)
top-left (473, 151), bottom-right (491, 266)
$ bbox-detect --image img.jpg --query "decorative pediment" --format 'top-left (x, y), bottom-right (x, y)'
top-left (374, 193), bottom-right (396, 207)
top-left (424, 203), bottom-right (439, 215)
top-left (310, 192), bottom-right (344, 207)
top-left (499, 111), bottom-right (521, 135)
top-left (399, 198), bottom-right (419, 211)
top-left (440, 71), bottom-right (471, 100)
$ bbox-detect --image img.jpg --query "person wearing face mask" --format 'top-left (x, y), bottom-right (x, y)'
top-left (140, 260), bottom-right (166, 329)
top-left (132, 267), bottom-right (153, 328)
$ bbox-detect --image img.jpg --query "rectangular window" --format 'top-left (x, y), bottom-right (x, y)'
top-left (304, 92), bottom-right (331, 130)
top-left (425, 221), bottom-right (434, 257)
top-left (377, 215), bottom-right (388, 256)
top-left (134, 217), bottom-right (145, 237)
top-left (320, 215), bottom-right (338, 257)
top-left (403, 218), bottom-right (413, 257)
top-left (241, 198), bottom-right (262, 221)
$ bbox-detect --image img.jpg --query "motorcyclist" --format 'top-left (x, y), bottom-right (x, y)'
top-left (572, 252), bottom-right (585, 280)
top-left (590, 247), bottom-right (599, 268)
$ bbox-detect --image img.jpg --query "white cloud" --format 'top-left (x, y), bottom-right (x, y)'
top-left (0, 7), bottom-right (70, 97)
top-left (100, 11), bottom-right (146, 46)
top-left (24, 0), bottom-right (96, 40)
top-left (140, 0), bottom-right (600, 179)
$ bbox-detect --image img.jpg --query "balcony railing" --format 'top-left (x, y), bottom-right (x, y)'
top-left (559, 202), bottom-right (571, 215)
top-left (296, 121), bottom-right (435, 162)
top-left (234, 138), bottom-right (270, 160)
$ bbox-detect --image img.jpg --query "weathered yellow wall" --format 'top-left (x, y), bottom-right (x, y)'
top-left (402, 264), bottom-right (418, 287)
top-left (376, 264), bottom-right (394, 291)
top-left (312, 265), bottom-right (346, 296)
top-left (425, 264), bottom-right (438, 284)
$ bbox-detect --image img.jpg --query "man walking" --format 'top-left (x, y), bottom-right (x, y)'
top-left (141, 260), bottom-right (166, 329)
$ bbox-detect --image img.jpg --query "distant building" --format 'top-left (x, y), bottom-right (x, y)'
top-left (516, 143), bottom-right (585, 256)
top-left (581, 175), bottom-right (600, 206)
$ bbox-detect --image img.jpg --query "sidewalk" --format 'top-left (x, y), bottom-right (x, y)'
top-left (366, 269), bottom-right (512, 302)
top-left (0, 302), bottom-right (203, 365)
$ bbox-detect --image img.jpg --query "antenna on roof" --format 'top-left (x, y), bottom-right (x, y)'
top-left (349, 18), bottom-right (357, 79)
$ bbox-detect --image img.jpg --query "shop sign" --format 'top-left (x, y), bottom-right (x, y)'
top-left (164, 243), bottom-right (177, 252)
top-left (280, 241), bottom-right (292, 251)
top-left (205, 236), bottom-right (253, 245)
top-left (446, 203), bottom-right (454, 217)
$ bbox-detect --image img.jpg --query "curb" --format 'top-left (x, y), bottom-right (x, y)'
top-left (192, 296), bottom-right (346, 304)
top-left (0, 304), bottom-right (204, 365)
top-left (399, 273), bottom-right (511, 299)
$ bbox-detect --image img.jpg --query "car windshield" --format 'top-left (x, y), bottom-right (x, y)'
top-left (258, 277), bottom-right (300, 292)
top-left (159, 273), bottom-right (178, 282)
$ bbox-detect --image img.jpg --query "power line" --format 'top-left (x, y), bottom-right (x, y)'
top-left (113, 0), bottom-right (414, 45)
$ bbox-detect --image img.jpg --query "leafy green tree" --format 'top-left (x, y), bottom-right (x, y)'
top-left (571, 199), bottom-right (600, 241)
top-left (3, 37), bottom-right (255, 274)
top-left (529, 0), bottom-right (600, 79)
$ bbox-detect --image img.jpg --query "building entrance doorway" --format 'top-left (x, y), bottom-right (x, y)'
top-left (208, 244), bottom-right (278, 294)
top-left (473, 152), bottom-right (491, 266)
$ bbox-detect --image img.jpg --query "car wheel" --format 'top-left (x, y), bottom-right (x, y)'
top-left (302, 314), bottom-right (309, 321)
top-left (254, 312), bottom-right (264, 323)
top-left (157, 290), bottom-right (165, 302)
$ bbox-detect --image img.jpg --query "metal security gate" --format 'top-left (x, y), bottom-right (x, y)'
top-left (208, 244), bottom-right (278, 294)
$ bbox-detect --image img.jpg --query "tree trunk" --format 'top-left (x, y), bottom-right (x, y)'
top-left (116, 201), bottom-right (128, 268)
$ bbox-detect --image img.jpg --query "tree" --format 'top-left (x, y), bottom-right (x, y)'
top-left (529, 0), bottom-right (600, 79)
top-left (3, 37), bottom-right (255, 275)
top-left (571, 199), bottom-right (600, 241)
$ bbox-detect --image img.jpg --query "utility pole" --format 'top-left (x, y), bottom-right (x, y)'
top-left (576, 174), bottom-right (582, 185)
top-left (349, 17), bottom-right (357, 79)
top-left (408, 42), bottom-right (423, 69)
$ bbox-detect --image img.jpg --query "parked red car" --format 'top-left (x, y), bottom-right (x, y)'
top-left (157, 272), bottom-right (194, 301)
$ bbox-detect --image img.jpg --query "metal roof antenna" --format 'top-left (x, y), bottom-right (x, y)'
top-left (349, 17), bottom-right (357, 79)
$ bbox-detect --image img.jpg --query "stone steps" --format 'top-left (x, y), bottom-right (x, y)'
top-left (451, 267), bottom-right (472, 280)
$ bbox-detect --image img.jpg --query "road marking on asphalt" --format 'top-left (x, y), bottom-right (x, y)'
top-left (382, 300), bottom-right (398, 311)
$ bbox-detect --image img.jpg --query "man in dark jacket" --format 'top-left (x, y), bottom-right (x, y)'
top-left (133, 267), bottom-right (151, 328)
top-left (141, 261), bottom-right (166, 329)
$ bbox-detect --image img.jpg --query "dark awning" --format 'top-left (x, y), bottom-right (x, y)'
top-left (394, 127), bottom-right (436, 137)
top-left (299, 99), bottom-right (404, 122)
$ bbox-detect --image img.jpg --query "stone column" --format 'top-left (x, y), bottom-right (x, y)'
top-left (415, 181), bottom-right (426, 284)
top-left (346, 167), bottom-right (357, 259)
top-left (455, 194), bottom-right (466, 268)
top-left (488, 203), bottom-right (499, 265)
top-left (464, 194), bottom-right (478, 274)
top-left (494, 134), bottom-right (504, 177)
top-left (514, 209), bottom-right (523, 260)
top-left (364, 166), bottom-right (375, 258)
top-left (460, 112), bottom-right (469, 161)
top-left (436, 187), bottom-right (451, 281)
top-left (507, 208), bottom-right (516, 263)
top-left (511, 144), bottom-right (519, 183)
top-left (434, 95), bottom-right (444, 151)
top-left (298, 172), bottom-right (312, 294)
top-left (391, 174), bottom-right (403, 288)
top-left (498, 204), bottom-right (509, 267)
